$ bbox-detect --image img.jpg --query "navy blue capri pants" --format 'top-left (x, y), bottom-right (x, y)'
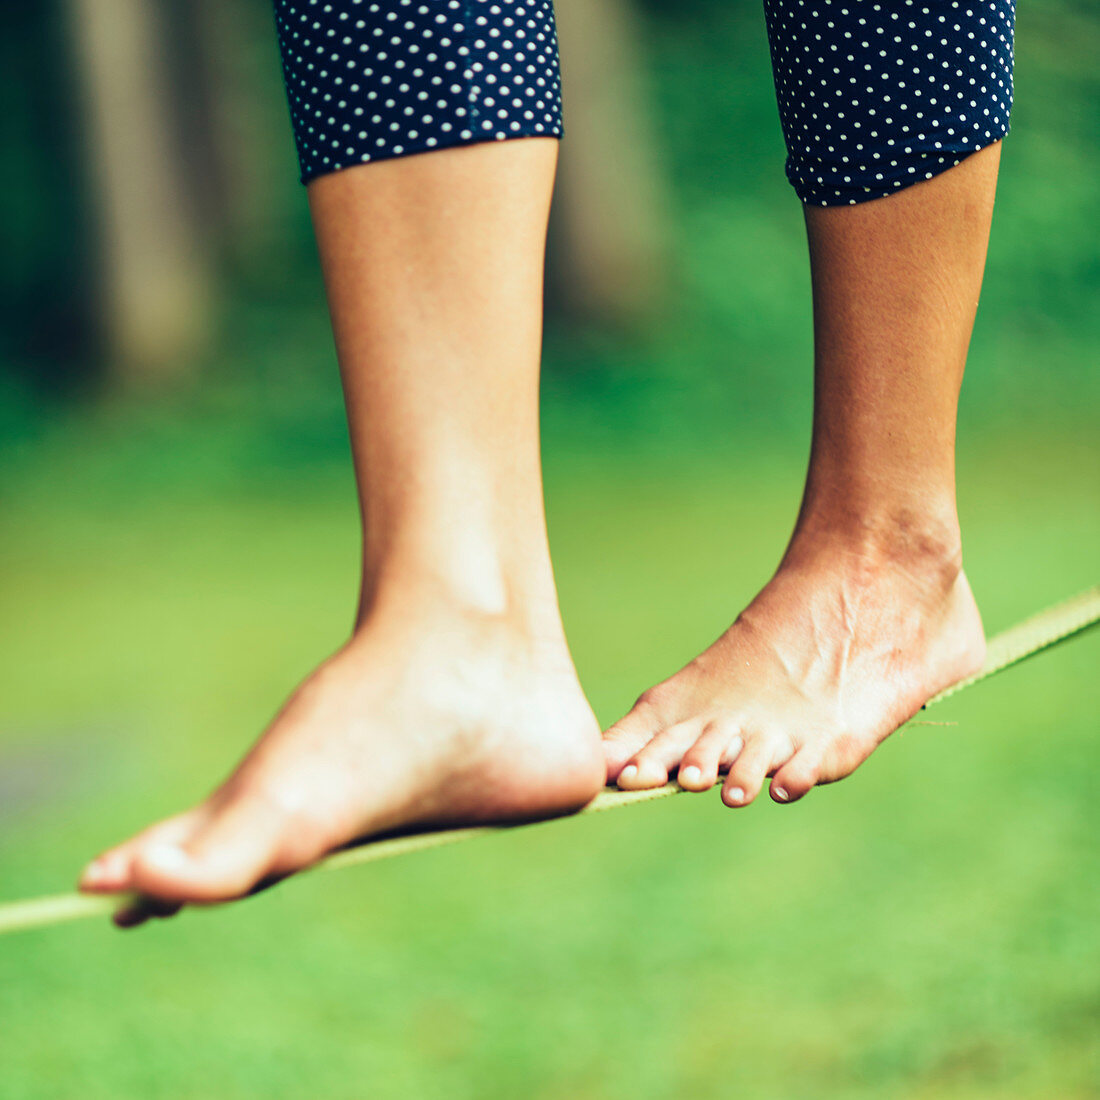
top-left (273, 0), bottom-right (1015, 206)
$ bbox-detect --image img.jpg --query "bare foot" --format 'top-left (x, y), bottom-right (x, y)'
top-left (80, 589), bottom-right (603, 921)
top-left (603, 526), bottom-right (985, 806)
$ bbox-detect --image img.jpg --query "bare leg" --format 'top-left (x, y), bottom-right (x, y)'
top-left (80, 140), bottom-right (604, 917)
top-left (605, 144), bottom-right (1000, 805)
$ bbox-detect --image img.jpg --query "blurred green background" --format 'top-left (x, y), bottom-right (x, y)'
top-left (1, 1), bottom-right (1097, 1098)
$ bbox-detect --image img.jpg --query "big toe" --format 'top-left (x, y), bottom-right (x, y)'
top-left (79, 847), bottom-right (137, 894)
top-left (617, 718), bottom-right (706, 790)
top-left (602, 702), bottom-right (663, 781)
top-left (80, 809), bottom-right (205, 894)
top-left (130, 791), bottom-right (306, 903)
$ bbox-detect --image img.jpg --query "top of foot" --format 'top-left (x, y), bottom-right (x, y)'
top-left (603, 539), bottom-right (985, 808)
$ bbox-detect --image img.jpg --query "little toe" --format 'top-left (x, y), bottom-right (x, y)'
top-left (602, 701), bottom-right (665, 781)
top-left (130, 791), bottom-right (297, 903)
top-left (620, 719), bottom-right (706, 790)
top-left (722, 733), bottom-right (793, 808)
top-left (770, 746), bottom-right (822, 804)
top-left (678, 720), bottom-right (744, 791)
top-left (818, 731), bottom-right (874, 785)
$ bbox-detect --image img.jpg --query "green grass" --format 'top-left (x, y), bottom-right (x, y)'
top-left (1, 425), bottom-right (1097, 1100)
top-left (1, 2), bottom-right (1096, 1093)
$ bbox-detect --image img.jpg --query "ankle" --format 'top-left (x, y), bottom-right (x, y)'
top-left (788, 503), bottom-right (964, 586)
top-left (355, 544), bottom-right (567, 643)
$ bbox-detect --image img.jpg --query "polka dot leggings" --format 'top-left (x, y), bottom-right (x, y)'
top-left (273, 0), bottom-right (1015, 206)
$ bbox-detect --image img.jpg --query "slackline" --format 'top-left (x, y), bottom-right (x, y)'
top-left (1, 584), bottom-right (1096, 937)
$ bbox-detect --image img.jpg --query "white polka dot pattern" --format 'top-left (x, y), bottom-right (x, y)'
top-left (764, 0), bottom-right (1015, 204)
top-left (273, 0), bottom-right (564, 183)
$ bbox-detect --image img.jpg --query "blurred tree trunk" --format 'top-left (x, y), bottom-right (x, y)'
top-left (60, 0), bottom-right (668, 383)
top-left (550, 0), bottom-right (669, 327)
top-left (164, 0), bottom-right (298, 276)
top-left (0, 3), bottom-right (98, 389)
top-left (65, 0), bottom-right (212, 382)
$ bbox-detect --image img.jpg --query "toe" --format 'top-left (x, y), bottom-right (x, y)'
top-left (112, 898), bottom-right (184, 930)
top-left (770, 745), bottom-right (822, 804)
top-left (79, 848), bottom-right (134, 894)
top-left (80, 810), bottom-right (205, 894)
top-left (602, 698), bottom-right (664, 781)
top-left (678, 719), bottom-right (744, 791)
top-left (615, 759), bottom-right (665, 790)
top-left (130, 790), bottom-right (298, 903)
top-left (617, 718), bottom-right (705, 790)
top-left (817, 731), bottom-right (874, 785)
top-left (721, 732), bottom-right (794, 808)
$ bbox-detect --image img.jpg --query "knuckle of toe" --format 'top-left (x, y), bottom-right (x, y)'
top-left (279, 829), bottom-right (329, 872)
top-left (603, 723), bottom-right (636, 745)
top-left (775, 732), bottom-right (797, 760)
top-left (792, 769), bottom-right (818, 792)
top-left (829, 730), bottom-right (866, 764)
top-left (635, 682), bottom-right (676, 713)
top-left (702, 712), bottom-right (737, 738)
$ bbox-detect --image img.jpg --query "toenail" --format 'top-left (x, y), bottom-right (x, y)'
top-left (774, 787), bottom-right (790, 802)
top-left (82, 861), bottom-right (106, 886)
top-left (726, 787), bottom-right (745, 804)
top-left (679, 765), bottom-right (702, 787)
top-left (619, 765), bottom-right (638, 784)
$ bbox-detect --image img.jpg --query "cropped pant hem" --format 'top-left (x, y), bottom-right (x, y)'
top-left (297, 126), bottom-right (562, 186)
top-left (789, 126), bottom-right (1010, 207)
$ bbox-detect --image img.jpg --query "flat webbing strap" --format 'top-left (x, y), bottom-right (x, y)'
top-left (2, 585), bottom-right (1097, 936)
